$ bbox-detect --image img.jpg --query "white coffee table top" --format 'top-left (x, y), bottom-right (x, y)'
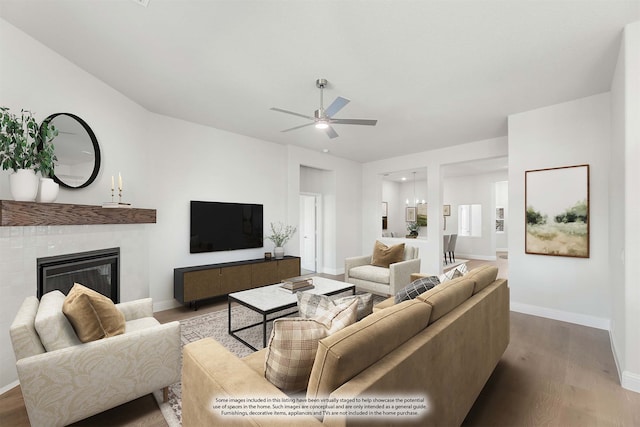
top-left (228, 276), bottom-right (354, 312)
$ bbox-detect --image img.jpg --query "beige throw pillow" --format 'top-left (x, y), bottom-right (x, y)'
top-left (62, 283), bottom-right (125, 343)
top-left (371, 240), bottom-right (405, 268)
top-left (265, 299), bottom-right (358, 393)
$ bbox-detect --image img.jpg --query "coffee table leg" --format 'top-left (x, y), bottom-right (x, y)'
top-left (263, 313), bottom-right (267, 348)
top-left (228, 298), bottom-right (231, 334)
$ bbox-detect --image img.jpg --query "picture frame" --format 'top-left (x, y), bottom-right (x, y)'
top-left (406, 206), bottom-right (416, 222)
top-left (525, 164), bottom-right (589, 258)
top-left (416, 203), bottom-right (427, 226)
top-left (443, 205), bottom-right (451, 216)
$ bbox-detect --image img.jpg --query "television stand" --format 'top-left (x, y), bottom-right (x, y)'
top-left (173, 256), bottom-right (300, 309)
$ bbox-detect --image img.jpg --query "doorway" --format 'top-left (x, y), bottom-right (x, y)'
top-left (299, 193), bottom-right (320, 274)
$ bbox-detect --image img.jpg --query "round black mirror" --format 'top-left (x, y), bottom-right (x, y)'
top-left (41, 113), bottom-right (100, 189)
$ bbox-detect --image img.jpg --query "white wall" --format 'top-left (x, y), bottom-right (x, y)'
top-left (508, 93), bottom-right (612, 329)
top-left (610, 21), bottom-right (640, 393)
top-left (443, 171), bottom-right (508, 260)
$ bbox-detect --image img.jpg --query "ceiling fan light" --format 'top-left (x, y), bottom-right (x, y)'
top-left (315, 121), bottom-right (329, 129)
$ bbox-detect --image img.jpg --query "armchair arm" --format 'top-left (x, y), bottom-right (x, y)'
top-left (182, 338), bottom-right (322, 426)
top-left (389, 258), bottom-right (421, 295)
top-left (344, 255), bottom-right (371, 279)
top-left (116, 298), bottom-right (153, 321)
top-left (16, 321), bottom-right (180, 427)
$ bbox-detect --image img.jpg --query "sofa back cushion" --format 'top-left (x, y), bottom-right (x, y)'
top-left (10, 296), bottom-right (46, 361)
top-left (465, 265), bottom-right (499, 294)
top-left (306, 299), bottom-right (432, 399)
top-left (34, 290), bottom-right (82, 351)
top-left (371, 241), bottom-right (405, 268)
top-left (416, 278), bottom-right (474, 323)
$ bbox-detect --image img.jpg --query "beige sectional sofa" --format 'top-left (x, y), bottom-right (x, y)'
top-left (182, 265), bottom-right (509, 426)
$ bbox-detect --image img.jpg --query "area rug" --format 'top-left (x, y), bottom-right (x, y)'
top-left (163, 294), bottom-right (385, 425)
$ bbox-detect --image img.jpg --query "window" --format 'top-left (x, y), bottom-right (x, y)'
top-left (458, 204), bottom-right (482, 237)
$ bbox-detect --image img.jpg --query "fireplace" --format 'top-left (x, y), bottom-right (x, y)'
top-left (37, 248), bottom-right (120, 302)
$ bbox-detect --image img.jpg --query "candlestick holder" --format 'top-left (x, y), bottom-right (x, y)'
top-left (111, 188), bottom-right (114, 203)
top-left (119, 189), bottom-right (123, 204)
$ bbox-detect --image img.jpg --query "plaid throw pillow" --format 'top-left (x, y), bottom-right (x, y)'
top-left (298, 292), bottom-right (373, 321)
top-left (265, 299), bottom-right (358, 392)
top-left (394, 276), bottom-right (440, 304)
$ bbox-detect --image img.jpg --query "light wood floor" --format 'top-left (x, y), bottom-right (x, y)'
top-left (3, 261), bottom-right (639, 426)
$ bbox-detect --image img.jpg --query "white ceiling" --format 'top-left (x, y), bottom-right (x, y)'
top-left (1, 0), bottom-right (638, 164)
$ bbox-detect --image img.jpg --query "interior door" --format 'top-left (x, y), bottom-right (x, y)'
top-left (299, 194), bottom-right (317, 273)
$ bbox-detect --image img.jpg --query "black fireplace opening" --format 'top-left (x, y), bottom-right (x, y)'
top-left (37, 248), bottom-right (120, 303)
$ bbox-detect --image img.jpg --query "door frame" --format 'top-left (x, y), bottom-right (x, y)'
top-left (299, 192), bottom-right (323, 274)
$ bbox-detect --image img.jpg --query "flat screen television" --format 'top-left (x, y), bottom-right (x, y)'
top-left (190, 201), bottom-right (263, 253)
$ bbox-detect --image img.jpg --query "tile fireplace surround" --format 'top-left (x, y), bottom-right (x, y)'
top-left (0, 223), bottom-right (151, 391)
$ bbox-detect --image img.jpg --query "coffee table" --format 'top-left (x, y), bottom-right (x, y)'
top-left (228, 276), bottom-right (355, 351)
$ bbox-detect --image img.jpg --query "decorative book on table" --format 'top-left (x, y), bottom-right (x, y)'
top-left (280, 276), bottom-right (314, 293)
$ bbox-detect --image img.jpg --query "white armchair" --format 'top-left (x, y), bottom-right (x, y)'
top-left (10, 294), bottom-right (181, 427)
top-left (345, 245), bottom-right (420, 296)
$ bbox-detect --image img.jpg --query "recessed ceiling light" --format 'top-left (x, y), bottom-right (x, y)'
top-left (401, 177), bottom-right (407, 181)
top-left (322, 148), bottom-right (329, 153)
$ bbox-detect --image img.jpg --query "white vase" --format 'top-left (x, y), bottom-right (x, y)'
top-left (9, 169), bottom-right (39, 201)
top-left (37, 178), bottom-right (60, 203)
top-left (274, 247), bottom-right (285, 259)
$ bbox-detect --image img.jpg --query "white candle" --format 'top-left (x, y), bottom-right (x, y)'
top-left (111, 176), bottom-right (114, 191)
top-left (118, 173), bottom-right (122, 191)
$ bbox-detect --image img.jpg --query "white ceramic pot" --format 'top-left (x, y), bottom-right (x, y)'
top-left (9, 169), bottom-right (39, 201)
top-left (274, 247), bottom-right (285, 259)
top-left (37, 177), bottom-right (60, 203)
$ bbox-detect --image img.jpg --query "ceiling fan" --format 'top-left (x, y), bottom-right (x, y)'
top-left (270, 78), bottom-right (377, 139)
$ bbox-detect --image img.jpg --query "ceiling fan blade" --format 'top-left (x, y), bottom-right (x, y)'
top-left (270, 107), bottom-right (314, 121)
top-left (325, 126), bottom-right (339, 139)
top-left (330, 118), bottom-right (378, 126)
top-left (324, 96), bottom-right (350, 118)
top-left (281, 122), bottom-right (315, 133)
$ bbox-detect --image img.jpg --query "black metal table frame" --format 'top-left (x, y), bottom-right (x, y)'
top-left (228, 285), bottom-right (356, 351)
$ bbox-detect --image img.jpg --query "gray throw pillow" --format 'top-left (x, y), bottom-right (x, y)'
top-left (394, 276), bottom-right (440, 304)
top-left (334, 293), bottom-right (373, 321)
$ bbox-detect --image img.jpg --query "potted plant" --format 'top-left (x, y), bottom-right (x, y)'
top-left (264, 221), bottom-right (297, 259)
top-left (406, 221), bottom-right (420, 238)
top-left (0, 107), bottom-right (58, 201)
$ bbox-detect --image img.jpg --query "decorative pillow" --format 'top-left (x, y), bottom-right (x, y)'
top-left (62, 283), bottom-right (125, 343)
top-left (297, 292), bottom-right (373, 321)
top-left (333, 294), bottom-right (373, 321)
top-left (440, 263), bottom-right (468, 283)
top-left (371, 240), bottom-right (405, 268)
top-left (265, 299), bottom-right (358, 393)
top-left (34, 290), bottom-right (82, 351)
top-left (394, 275), bottom-right (440, 303)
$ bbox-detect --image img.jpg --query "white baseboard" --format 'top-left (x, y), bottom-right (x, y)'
top-left (153, 299), bottom-right (181, 312)
top-left (622, 370), bottom-right (640, 393)
top-left (610, 328), bottom-right (623, 387)
top-left (0, 379), bottom-right (19, 395)
top-left (510, 301), bottom-right (610, 330)
top-left (457, 253), bottom-right (497, 261)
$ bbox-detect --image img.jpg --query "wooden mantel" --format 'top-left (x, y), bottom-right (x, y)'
top-left (0, 200), bottom-right (156, 226)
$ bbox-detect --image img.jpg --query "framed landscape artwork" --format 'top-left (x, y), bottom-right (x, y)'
top-left (406, 207), bottom-right (416, 222)
top-left (525, 164), bottom-right (589, 258)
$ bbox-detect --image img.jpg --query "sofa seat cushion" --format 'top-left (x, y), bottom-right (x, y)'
top-left (348, 264), bottom-right (390, 284)
top-left (125, 317), bottom-right (160, 333)
top-left (417, 278), bottom-right (474, 323)
top-left (371, 241), bottom-right (405, 268)
top-left (465, 265), bottom-right (499, 294)
top-left (34, 290), bottom-right (82, 352)
top-left (242, 348), bottom-right (268, 376)
top-left (62, 283), bottom-right (126, 343)
top-left (265, 299), bottom-right (358, 393)
top-left (307, 299), bottom-right (432, 399)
